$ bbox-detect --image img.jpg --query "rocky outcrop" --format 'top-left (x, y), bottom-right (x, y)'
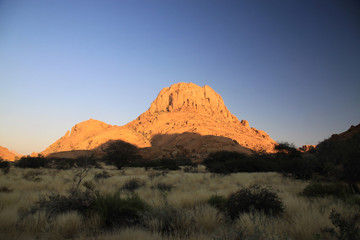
top-left (41, 82), bottom-right (277, 159)
top-left (41, 119), bottom-right (149, 156)
top-left (0, 146), bottom-right (19, 161)
top-left (138, 82), bottom-right (237, 122)
top-left (299, 145), bottom-right (316, 152)
top-left (127, 83), bottom-right (276, 153)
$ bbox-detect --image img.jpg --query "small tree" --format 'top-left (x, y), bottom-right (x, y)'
top-left (103, 140), bottom-right (140, 169)
top-left (0, 157), bottom-right (10, 174)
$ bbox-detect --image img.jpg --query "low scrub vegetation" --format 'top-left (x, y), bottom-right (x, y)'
top-left (1, 166), bottom-right (359, 240)
top-left (203, 149), bottom-right (316, 179)
top-left (121, 178), bottom-right (146, 192)
top-left (302, 182), bottom-right (353, 199)
top-left (131, 158), bottom-right (196, 170)
top-left (227, 185), bottom-right (285, 220)
top-left (92, 193), bottom-right (149, 229)
top-left (1, 133), bottom-right (359, 240)
top-left (15, 155), bottom-right (47, 168)
top-left (203, 151), bottom-right (274, 174)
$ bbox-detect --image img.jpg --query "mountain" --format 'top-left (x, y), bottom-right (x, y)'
top-left (42, 82), bottom-right (277, 160)
top-left (316, 123), bottom-right (360, 154)
top-left (324, 124), bottom-right (360, 142)
top-left (0, 146), bottom-right (20, 161)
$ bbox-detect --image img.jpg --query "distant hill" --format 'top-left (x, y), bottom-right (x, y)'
top-left (42, 82), bottom-right (277, 160)
top-left (317, 123), bottom-right (360, 150)
top-left (323, 124), bottom-right (360, 142)
top-left (0, 146), bottom-right (19, 161)
top-left (316, 123), bottom-right (360, 166)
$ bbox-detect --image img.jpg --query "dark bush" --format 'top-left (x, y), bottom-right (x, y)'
top-left (154, 159), bottom-right (181, 170)
top-left (0, 186), bottom-right (12, 193)
top-left (207, 195), bottom-right (227, 212)
top-left (203, 151), bottom-right (274, 174)
top-left (151, 183), bottom-right (174, 192)
top-left (83, 180), bottom-right (96, 192)
top-left (131, 158), bottom-right (195, 170)
top-left (147, 170), bottom-right (167, 181)
top-left (15, 155), bottom-right (47, 168)
top-left (145, 205), bottom-right (195, 237)
top-left (275, 142), bottom-right (298, 154)
top-left (280, 156), bottom-right (315, 180)
top-left (323, 209), bottom-right (360, 240)
top-left (91, 193), bottom-right (149, 229)
top-left (27, 189), bottom-right (96, 220)
top-left (25, 179), bottom-right (149, 230)
top-left (0, 157), bottom-right (10, 174)
top-left (316, 131), bottom-right (360, 191)
top-left (48, 156), bottom-right (101, 170)
top-left (342, 151), bottom-right (360, 193)
top-left (346, 195), bottom-right (360, 207)
top-left (103, 140), bottom-right (141, 169)
top-left (227, 185), bottom-right (285, 220)
top-left (23, 169), bottom-right (43, 181)
top-left (93, 170), bottom-right (111, 181)
top-left (122, 178), bottom-right (146, 192)
top-left (302, 182), bottom-right (353, 199)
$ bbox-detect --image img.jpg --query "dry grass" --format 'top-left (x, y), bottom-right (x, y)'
top-left (0, 166), bottom-right (358, 239)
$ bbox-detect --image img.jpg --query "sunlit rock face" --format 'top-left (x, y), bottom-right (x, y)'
top-left (128, 82), bottom-right (276, 154)
top-left (42, 82), bottom-right (277, 160)
top-left (299, 145), bottom-right (316, 152)
top-left (0, 146), bottom-right (19, 161)
top-left (139, 82), bottom-right (237, 121)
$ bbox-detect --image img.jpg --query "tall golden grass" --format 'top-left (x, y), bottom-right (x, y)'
top-left (0, 166), bottom-right (357, 239)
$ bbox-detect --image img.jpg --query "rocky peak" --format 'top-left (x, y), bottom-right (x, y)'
top-left (139, 82), bottom-right (238, 122)
top-left (69, 118), bottom-right (111, 137)
top-left (41, 83), bottom-right (277, 158)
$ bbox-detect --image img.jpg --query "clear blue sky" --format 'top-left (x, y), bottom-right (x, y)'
top-left (1, 0), bottom-right (359, 155)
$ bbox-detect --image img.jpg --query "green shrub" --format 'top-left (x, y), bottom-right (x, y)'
top-left (302, 182), bottom-right (353, 199)
top-left (122, 178), bottom-right (146, 192)
top-left (207, 195), bottom-right (227, 212)
top-left (91, 193), bottom-right (149, 229)
top-left (227, 185), bottom-right (285, 220)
